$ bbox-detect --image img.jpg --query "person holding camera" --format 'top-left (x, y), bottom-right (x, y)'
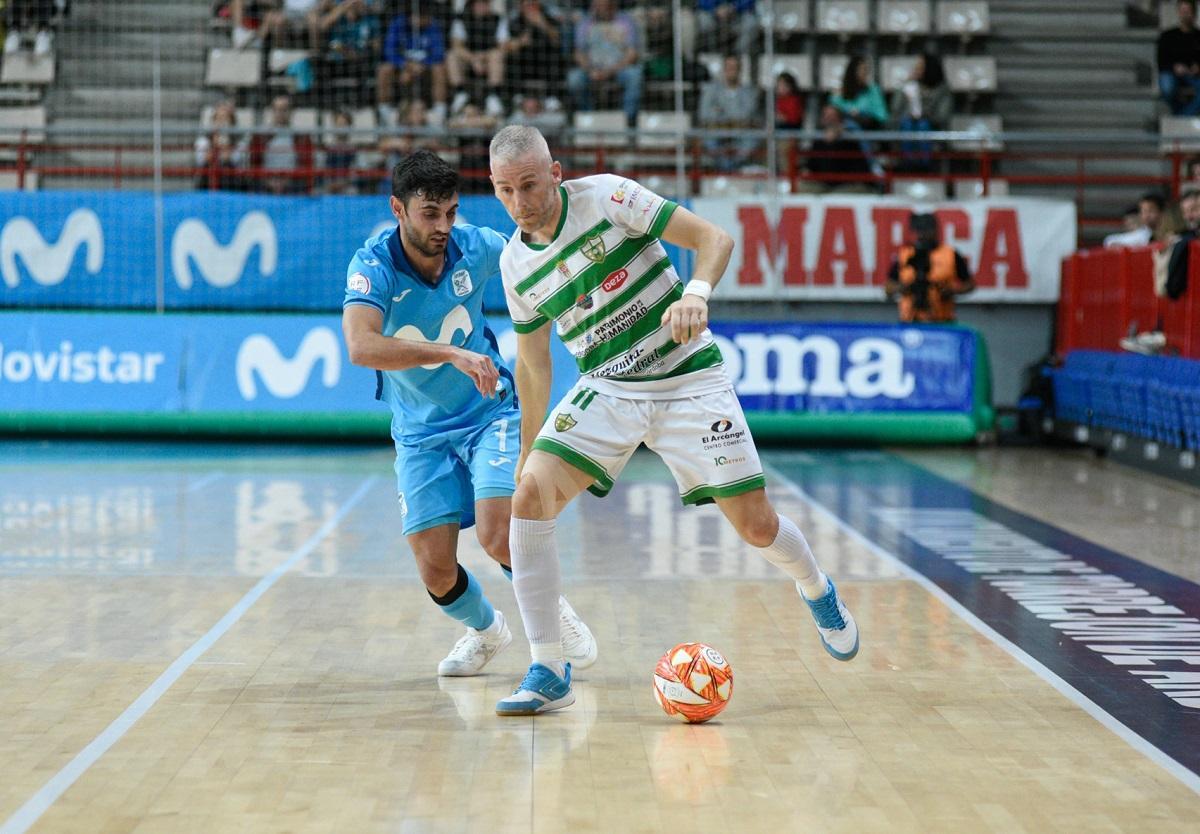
top-left (885, 212), bottom-right (975, 323)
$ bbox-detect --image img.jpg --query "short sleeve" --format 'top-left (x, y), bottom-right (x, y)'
top-left (477, 226), bottom-right (510, 279)
top-left (500, 249), bottom-right (549, 334)
top-left (596, 175), bottom-right (678, 239)
top-left (342, 253), bottom-right (393, 313)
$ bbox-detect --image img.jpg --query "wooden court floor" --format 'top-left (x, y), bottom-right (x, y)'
top-left (1, 441), bottom-right (1198, 833)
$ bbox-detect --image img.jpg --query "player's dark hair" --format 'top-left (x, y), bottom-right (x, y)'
top-left (391, 150), bottom-right (459, 205)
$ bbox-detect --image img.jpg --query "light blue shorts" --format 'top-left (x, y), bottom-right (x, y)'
top-left (394, 407), bottom-right (520, 535)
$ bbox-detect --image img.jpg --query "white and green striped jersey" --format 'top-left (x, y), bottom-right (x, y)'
top-left (500, 174), bottom-right (728, 399)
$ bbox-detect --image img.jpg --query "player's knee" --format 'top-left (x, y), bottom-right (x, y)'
top-left (417, 561), bottom-right (459, 597)
top-left (511, 476), bottom-right (548, 520)
top-left (736, 509), bottom-right (779, 548)
top-left (476, 522), bottom-right (509, 563)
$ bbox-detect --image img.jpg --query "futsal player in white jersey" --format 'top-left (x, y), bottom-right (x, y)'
top-left (487, 125), bottom-right (859, 716)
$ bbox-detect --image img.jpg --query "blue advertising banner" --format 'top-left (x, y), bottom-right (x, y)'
top-left (0, 311), bottom-right (579, 417)
top-left (0, 191), bottom-right (688, 313)
top-left (2, 314), bottom-right (977, 426)
top-left (711, 321), bottom-right (975, 414)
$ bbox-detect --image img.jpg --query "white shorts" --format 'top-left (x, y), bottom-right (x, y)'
top-left (532, 382), bottom-right (764, 505)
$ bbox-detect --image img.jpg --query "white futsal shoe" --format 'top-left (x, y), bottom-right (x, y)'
top-left (800, 579), bottom-right (859, 661)
top-left (438, 610), bottom-right (513, 676)
top-left (559, 596), bottom-right (598, 670)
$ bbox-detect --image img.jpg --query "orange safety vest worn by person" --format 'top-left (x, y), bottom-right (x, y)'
top-left (885, 212), bottom-right (975, 322)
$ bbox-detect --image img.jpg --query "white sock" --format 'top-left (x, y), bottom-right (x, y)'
top-left (510, 518), bottom-right (564, 676)
top-left (756, 514), bottom-right (829, 599)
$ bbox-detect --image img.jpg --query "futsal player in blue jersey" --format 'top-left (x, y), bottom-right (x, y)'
top-left (341, 150), bottom-right (597, 676)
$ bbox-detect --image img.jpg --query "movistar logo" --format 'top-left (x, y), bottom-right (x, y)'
top-left (235, 326), bottom-right (340, 400)
top-left (1, 209), bottom-right (104, 288)
top-left (394, 305), bottom-right (472, 369)
top-left (172, 211), bottom-right (277, 289)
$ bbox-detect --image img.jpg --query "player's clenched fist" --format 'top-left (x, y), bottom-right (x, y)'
top-left (450, 349), bottom-right (499, 397)
top-left (660, 294), bottom-right (709, 345)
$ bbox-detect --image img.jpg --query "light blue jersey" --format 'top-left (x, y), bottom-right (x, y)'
top-left (343, 223), bottom-right (514, 441)
top-left (343, 223), bottom-right (520, 535)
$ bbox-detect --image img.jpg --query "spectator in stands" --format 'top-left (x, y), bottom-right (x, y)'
top-left (1103, 192), bottom-right (1165, 247)
top-left (248, 93), bottom-right (316, 194)
top-left (377, 98), bottom-right (437, 192)
top-left (322, 108), bottom-right (361, 194)
top-left (642, 7), bottom-right (704, 86)
top-left (567, 0), bottom-right (642, 128)
top-left (4, 0), bottom-right (55, 55)
top-left (1157, 0), bottom-right (1200, 115)
top-left (890, 51), bottom-right (952, 172)
top-left (506, 94), bottom-right (567, 141)
top-left (504, 0), bottom-right (566, 107)
top-left (774, 71), bottom-right (806, 176)
top-left (450, 101), bottom-right (500, 193)
top-left (695, 0), bottom-right (758, 57)
top-left (804, 105), bottom-right (872, 192)
top-left (1163, 187), bottom-right (1200, 299)
top-left (448, 0), bottom-right (508, 118)
top-left (195, 100), bottom-right (248, 191)
top-left (885, 212), bottom-right (975, 323)
top-left (831, 56), bottom-right (887, 130)
top-left (698, 55), bottom-right (760, 172)
top-left (315, 0), bottom-right (381, 101)
top-left (378, 5), bottom-right (449, 126)
top-left (267, 0), bottom-right (324, 49)
top-left (227, 0), bottom-right (269, 49)
top-left (830, 56), bottom-right (887, 178)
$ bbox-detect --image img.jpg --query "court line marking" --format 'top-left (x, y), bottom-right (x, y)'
top-left (0, 475), bottom-right (379, 834)
top-left (185, 472), bottom-right (224, 493)
top-left (765, 462), bottom-right (1200, 798)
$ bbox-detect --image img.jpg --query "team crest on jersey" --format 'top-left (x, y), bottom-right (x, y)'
top-left (581, 235), bottom-right (607, 263)
top-left (610, 187), bottom-right (626, 204)
top-left (556, 260), bottom-right (572, 279)
top-left (348, 272), bottom-right (371, 294)
top-left (451, 268), bottom-right (472, 296)
top-left (554, 413), bottom-right (577, 432)
top-left (577, 292), bottom-right (594, 310)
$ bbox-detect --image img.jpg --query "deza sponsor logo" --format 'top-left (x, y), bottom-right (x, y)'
top-left (710, 331), bottom-right (917, 399)
top-left (236, 326), bottom-right (340, 400)
top-left (0, 209), bottom-right (104, 288)
top-left (0, 341), bottom-right (164, 384)
top-left (172, 211), bottom-right (277, 289)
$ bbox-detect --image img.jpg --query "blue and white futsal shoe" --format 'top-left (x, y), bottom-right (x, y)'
top-left (495, 662), bottom-right (574, 716)
top-left (800, 579), bottom-right (860, 661)
top-left (558, 596), bottom-right (597, 670)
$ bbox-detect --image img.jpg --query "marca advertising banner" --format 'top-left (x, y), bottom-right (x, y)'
top-left (1, 313), bottom-right (976, 422)
top-left (0, 192), bottom-right (519, 312)
top-left (694, 195), bottom-right (1076, 303)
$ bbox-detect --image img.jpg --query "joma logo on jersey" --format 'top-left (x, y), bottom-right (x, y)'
top-left (581, 235), bottom-right (607, 263)
top-left (602, 268), bottom-right (629, 292)
top-left (554, 413), bottom-right (577, 432)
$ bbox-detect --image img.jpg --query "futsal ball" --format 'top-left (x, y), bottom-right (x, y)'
top-left (653, 642), bottom-right (733, 723)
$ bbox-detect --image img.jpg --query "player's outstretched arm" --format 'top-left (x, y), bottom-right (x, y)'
top-left (514, 321), bottom-right (553, 477)
top-left (658, 206), bottom-right (735, 344)
top-left (342, 304), bottom-right (499, 397)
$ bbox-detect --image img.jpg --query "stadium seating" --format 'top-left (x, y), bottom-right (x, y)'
top-left (1159, 116), bottom-right (1200, 152)
top-left (944, 56), bottom-right (998, 93)
top-left (950, 114), bottom-right (1004, 150)
top-left (205, 48), bottom-right (261, 88)
top-left (770, 1), bottom-right (812, 35)
top-left (572, 111), bottom-right (628, 148)
top-left (758, 55), bottom-right (814, 91)
top-left (816, 1), bottom-right (871, 35)
top-left (1, 53), bottom-right (55, 85)
top-left (879, 55), bottom-right (920, 91)
top-left (936, 1), bottom-right (991, 36)
top-left (876, 1), bottom-right (932, 36)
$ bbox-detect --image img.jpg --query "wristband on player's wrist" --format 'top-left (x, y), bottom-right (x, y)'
top-left (682, 280), bottom-right (712, 301)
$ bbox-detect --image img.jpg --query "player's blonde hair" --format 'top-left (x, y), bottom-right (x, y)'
top-left (489, 125), bottom-right (551, 167)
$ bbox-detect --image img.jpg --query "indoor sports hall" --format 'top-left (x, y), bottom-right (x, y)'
top-left (2, 1), bottom-right (1198, 832)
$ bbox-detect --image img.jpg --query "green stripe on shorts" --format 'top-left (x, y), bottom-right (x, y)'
top-left (680, 474), bottom-right (766, 507)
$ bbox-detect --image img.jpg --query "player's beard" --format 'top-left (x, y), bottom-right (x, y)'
top-left (401, 222), bottom-right (447, 259)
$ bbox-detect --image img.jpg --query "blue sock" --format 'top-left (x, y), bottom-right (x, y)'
top-left (500, 564), bottom-right (512, 582)
top-left (430, 565), bottom-right (495, 631)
